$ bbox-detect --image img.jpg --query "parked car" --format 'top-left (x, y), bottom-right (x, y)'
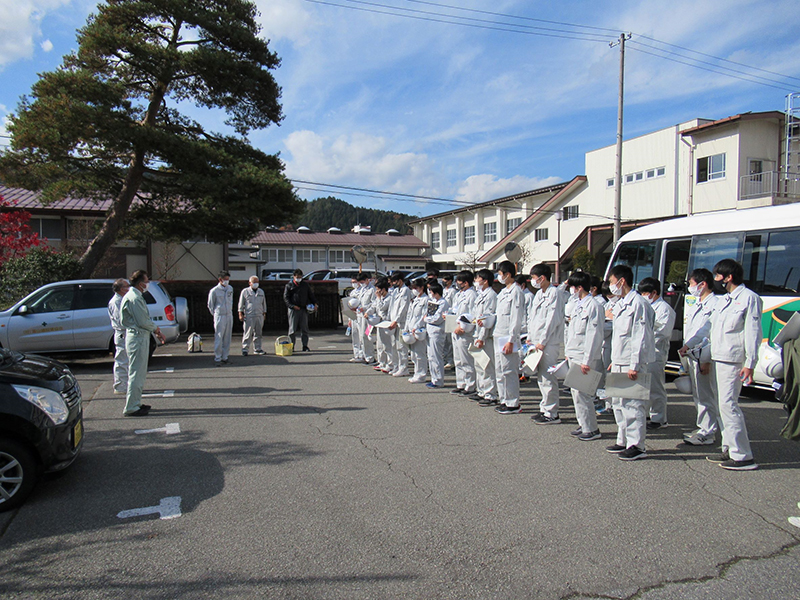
top-left (0, 347), bottom-right (83, 511)
top-left (0, 280), bottom-right (188, 357)
top-left (262, 271), bottom-right (294, 281)
top-left (303, 269), bottom-right (388, 296)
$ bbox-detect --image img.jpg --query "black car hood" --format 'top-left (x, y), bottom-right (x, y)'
top-left (0, 352), bottom-right (73, 389)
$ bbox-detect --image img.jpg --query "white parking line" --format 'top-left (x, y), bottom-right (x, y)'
top-left (320, 346), bottom-right (337, 349)
top-left (141, 390), bottom-right (175, 398)
top-left (117, 496), bottom-right (182, 520)
top-left (148, 367), bottom-right (175, 374)
top-left (135, 423), bottom-right (181, 435)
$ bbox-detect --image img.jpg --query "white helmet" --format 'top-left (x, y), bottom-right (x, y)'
top-left (306, 303), bottom-right (316, 313)
top-left (459, 313), bottom-right (475, 333)
top-left (478, 314), bottom-right (496, 329)
top-left (761, 345), bottom-right (784, 379)
top-left (401, 331), bottom-right (416, 344)
top-left (367, 313), bottom-right (381, 326)
top-left (674, 375), bottom-right (693, 395)
top-left (414, 328), bottom-right (427, 342)
top-left (347, 297), bottom-right (360, 309)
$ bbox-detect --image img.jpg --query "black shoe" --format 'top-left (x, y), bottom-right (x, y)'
top-left (479, 398), bottom-right (499, 407)
top-left (242, 350), bottom-right (248, 356)
top-left (495, 404), bottom-right (522, 414)
top-left (570, 427), bottom-right (583, 437)
top-left (468, 393), bottom-right (483, 401)
top-left (303, 347), bottom-right (311, 352)
top-left (606, 444), bottom-right (626, 454)
top-left (578, 430), bottom-right (601, 441)
top-left (618, 446), bottom-right (647, 461)
top-left (459, 389), bottom-right (473, 396)
top-left (450, 388), bottom-right (465, 395)
top-left (140, 404), bottom-right (151, 411)
top-left (221, 359), bottom-right (230, 364)
top-left (646, 421), bottom-right (667, 430)
top-left (706, 452), bottom-right (730, 464)
top-left (533, 414), bottom-right (562, 425)
top-left (719, 459), bottom-right (758, 471)
top-left (124, 407), bottom-right (151, 417)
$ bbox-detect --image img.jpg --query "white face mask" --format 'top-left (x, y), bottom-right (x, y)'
top-left (688, 284), bottom-right (699, 296)
top-left (496, 273), bottom-right (506, 284)
top-left (221, 279), bottom-right (229, 287)
top-left (531, 278), bottom-right (542, 289)
top-left (609, 282), bottom-right (622, 297)
top-left (251, 282), bottom-right (259, 290)
top-left (412, 289), bottom-right (421, 297)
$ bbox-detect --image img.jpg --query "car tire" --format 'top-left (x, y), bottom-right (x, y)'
top-left (0, 438), bottom-right (39, 513)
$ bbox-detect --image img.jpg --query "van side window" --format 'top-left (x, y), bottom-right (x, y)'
top-left (78, 285), bottom-right (114, 310)
top-left (25, 287), bottom-right (76, 314)
top-left (762, 229), bottom-right (800, 295)
top-left (610, 241), bottom-right (657, 286)
top-left (688, 233), bottom-right (743, 273)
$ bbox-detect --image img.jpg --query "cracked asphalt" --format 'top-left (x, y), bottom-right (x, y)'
top-left (1, 331), bottom-right (799, 599)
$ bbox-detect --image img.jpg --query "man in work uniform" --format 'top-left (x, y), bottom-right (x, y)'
top-left (284, 269), bottom-right (317, 352)
top-left (474, 269), bottom-right (499, 405)
top-left (120, 270), bottom-right (165, 416)
top-left (704, 258), bottom-right (762, 471)
top-left (388, 273), bottom-right (412, 377)
top-left (208, 270), bottom-right (234, 366)
top-left (493, 261), bottom-right (526, 415)
top-left (108, 278), bottom-right (130, 395)
top-left (442, 274), bottom-right (457, 369)
top-left (238, 275), bottom-right (267, 356)
top-left (451, 270), bottom-right (477, 396)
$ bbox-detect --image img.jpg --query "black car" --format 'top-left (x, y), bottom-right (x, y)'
top-left (0, 347), bottom-right (84, 511)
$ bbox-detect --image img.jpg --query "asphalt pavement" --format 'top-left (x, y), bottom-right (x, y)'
top-left (1, 331), bottom-right (799, 599)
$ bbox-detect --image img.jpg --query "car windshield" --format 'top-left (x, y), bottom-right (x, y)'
top-left (0, 347), bottom-right (23, 368)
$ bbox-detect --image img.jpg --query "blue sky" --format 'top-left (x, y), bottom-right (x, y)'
top-left (1, 0), bottom-right (799, 217)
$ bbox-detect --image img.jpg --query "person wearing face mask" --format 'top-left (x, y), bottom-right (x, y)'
top-left (564, 271), bottom-right (604, 440)
top-left (208, 270), bottom-right (234, 366)
top-left (493, 261), bottom-right (526, 414)
top-left (424, 282), bottom-right (450, 388)
top-left (451, 271), bottom-right (478, 396)
top-left (353, 272), bottom-right (376, 364)
top-left (678, 268), bottom-right (720, 446)
top-left (637, 277), bottom-right (677, 431)
top-left (120, 270), bottom-right (165, 416)
top-left (405, 278), bottom-right (430, 383)
top-left (605, 265), bottom-right (656, 461)
top-left (701, 259), bottom-right (762, 471)
top-left (515, 274), bottom-right (535, 383)
top-left (442, 274), bottom-right (457, 369)
top-left (474, 269), bottom-right (499, 405)
top-left (388, 273), bottom-right (413, 376)
top-left (348, 277), bottom-right (364, 363)
top-left (284, 268), bottom-right (317, 353)
top-left (591, 277), bottom-right (613, 411)
top-left (527, 263), bottom-right (566, 424)
top-left (238, 276), bottom-right (267, 356)
top-left (373, 278), bottom-right (394, 373)
top-left (108, 278), bottom-right (131, 395)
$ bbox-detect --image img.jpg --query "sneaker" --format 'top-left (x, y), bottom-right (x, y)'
top-left (450, 388), bottom-right (465, 395)
top-left (479, 398), bottom-right (499, 407)
top-left (214, 361), bottom-right (222, 367)
top-left (533, 414), bottom-right (561, 425)
top-left (519, 375), bottom-right (530, 383)
top-left (392, 370), bottom-right (409, 377)
top-left (459, 389), bottom-right (474, 396)
top-left (426, 382), bottom-right (443, 389)
top-left (242, 350), bottom-right (248, 356)
top-left (596, 405), bottom-right (610, 415)
top-left (719, 459), bottom-right (758, 471)
top-left (606, 444), bottom-right (626, 454)
top-left (706, 452), bottom-right (731, 464)
top-left (365, 359), bottom-right (377, 366)
top-left (495, 404), bottom-right (522, 414)
top-left (254, 349), bottom-right (266, 355)
top-left (618, 446), bottom-right (647, 461)
top-left (408, 377), bottom-right (426, 384)
top-left (373, 366), bottom-right (383, 371)
top-left (683, 432), bottom-right (715, 446)
top-left (570, 427), bottom-right (583, 437)
top-left (124, 406), bottom-right (150, 417)
top-left (646, 421), bottom-right (667, 430)
top-left (349, 357), bottom-right (364, 363)
top-left (444, 363), bottom-right (454, 370)
top-left (683, 428), bottom-right (702, 439)
top-left (468, 393), bottom-right (484, 401)
top-left (578, 430), bottom-right (602, 441)
top-left (221, 359), bottom-right (230, 364)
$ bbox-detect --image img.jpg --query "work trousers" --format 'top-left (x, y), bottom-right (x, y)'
top-left (213, 313), bottom-right (233, 362)
top-left (242, 314), bottom-right (264, 352)
top-left (124, 331), bottom-right (149, 414)
top-left (475, 339), bottom-right (497, 400)
top-left (453, 332), bottom-right (476, 392)
top-left (377, 326), bottom-right (394, 371)
top-left (648, 359), bottom-right (668, 424)
top-left (356, 315), bottom-right (374, 361)
top-left (350, 318), bottom-right (363, 360)
top-left (611, 364), bottom-right (647, 450)
top-left (427, 326), bottom-right (446, 386)
top-left (687, 358), bottom-right (719, 436)
top-left (288, 308), bottom-right (310, 349)
top-left (392, 330), bottom-right (409, 375)
top-left (409, 338), bottom-right (428, 380)
top-left (444, 332), bottom-right (454, 367)
top-left (567, 359), bottom-right (599, 434)
top-left (536, 344), bottom-right (561, 418)
top-left (494, 344), bottom-right (521, 408)
top-left (712, 360), bottom-right (754, 462)
top-left (113, 329), bottom-right (128, 393)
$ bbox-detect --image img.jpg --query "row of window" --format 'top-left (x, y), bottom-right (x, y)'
top-left (606, 153), bottom-right (729, 188)
top-left (607, 166), bottom-right (666, 188)
top-left (266, 249), bottom-right (350, 264)
top-left (429, 207), bottom-right (577, 250)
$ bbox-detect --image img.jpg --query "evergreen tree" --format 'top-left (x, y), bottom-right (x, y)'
top-left (295, 196), bottom-right (414, 234)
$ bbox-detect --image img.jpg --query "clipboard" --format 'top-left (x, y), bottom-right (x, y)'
top-left (445, 314), bottom-right (458, 334)
top-left (523, 348), bottom-right (543, 372)
top-left (564, 363), bottom-right (602, 396)
top-left (469, 343), bottom-right (491, 370)
top-left (605, 372), bottom-right (652, 400)
top-left (495, 335), bottom-right (520, 354)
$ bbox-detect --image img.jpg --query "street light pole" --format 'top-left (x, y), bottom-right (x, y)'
top-left (555, 209), bottom-right (563, 284)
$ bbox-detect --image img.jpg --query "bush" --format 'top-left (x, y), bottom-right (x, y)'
top-left (0, 247), bottom-right (81, 310)
top-left (572, 246), bottom-right (596, 275)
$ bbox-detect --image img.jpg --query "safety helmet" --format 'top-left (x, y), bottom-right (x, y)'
top-left (762, 345), bottom-right (784, 380)
top-left (414, 328), bottom-right (427, 342)
top-left (459, 313), bottom-right (475, 333)
top-left (367, 313), bottom-right (381, 326)
top-left (674, 375), bottom-right (693, 395)
top-left (347, 297), bottom-right (360, 309)
top-left (306, 303), bottom-right (316, 313)
top-left (401, 331), bottom-right (416, 344)
top-left (478, 314), bottom-right (496, 329)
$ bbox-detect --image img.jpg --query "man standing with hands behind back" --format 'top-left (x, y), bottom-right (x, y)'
top-left (120, 270), bottom-right (165, 416)
top-left (239, 276), bottom-right (267, 356)
top-left (208, 270), bottom-right (234, 366)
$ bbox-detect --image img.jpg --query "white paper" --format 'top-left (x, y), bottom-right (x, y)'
top-left (376, 321), bottom-right (394, 329)
top-left (605, 372), bottom-right (652, 400)
top-left (564, 363), bottom-right (602, 396)
top-left (523, 349), bottom-right (543, 372)
top-left (469, 344), bottom-right (491, 370)
top-left (444, 314), bottom-right (458, 334)
top-left (494, 336), bottom-right (520, 354)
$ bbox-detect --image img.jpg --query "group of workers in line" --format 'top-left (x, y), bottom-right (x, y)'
top-left (345, 258), bottom-right (763, 470)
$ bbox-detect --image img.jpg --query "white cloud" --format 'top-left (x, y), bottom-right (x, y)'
top-left (40, 38), bottom-right (53, 52)
top-left (456, 174), bottom-right (563, 204)
top-left (255, 0), bottom-right (313, 46)
top-left (0, 1), bottom-right (71, 68)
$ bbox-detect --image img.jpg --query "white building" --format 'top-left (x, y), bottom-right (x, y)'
top-left (411, 109), bottom-right (798, 279)
top-left (246, 227), bottom-right (429, 277)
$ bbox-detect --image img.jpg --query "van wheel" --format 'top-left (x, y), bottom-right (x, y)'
top-left (0, 439), bottom-right (39, 512)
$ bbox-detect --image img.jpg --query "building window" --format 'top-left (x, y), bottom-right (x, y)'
top-left (329, 249), bottom-right (346, 263)
top-left (563, 206), bottom-right (579, 220)
top-left (311, 249), bottom-right (325, 262)
top-left (267, 249), bottom-right (292, 263)
top-left (28, 218), bottom-right (62, 240)
top-left (646, 167), bottom-right (666, 179)
top-left (607, 178), bottom-right (615, 188)
top-left (506, 218), bottom-right (522, 234)
top-left (464, 225), bottom-right (475, 245)
top-left (296, 249), bottom-right (312, 263)
top-left (431, 231), bottom-right (440, 250)
top-left (697, 153), bottom-right (726, 183)
top-left (657, 166), bottom-right (665, 177)
top-left (535, 228), bottom-right (549, 242)
top-left (446, 229), bottom-right (457, 247)
top-left (483, 222), bottom-right (497, 243)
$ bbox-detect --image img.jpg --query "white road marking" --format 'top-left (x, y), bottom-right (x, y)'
top-left (135, 423), bottom-right (181, 435)
top-left (156, 354), bottom-right (174, 357)
top-left (790, 516), bottom-right (800, 528)
top-left (117, 496), bottom-right (182, 520)
top-left (141, 390), bottom-right (175, 398)
top-left (320, 346), bottom-right (337, 349)
top-left (148, 367), bottom-right (175, 374)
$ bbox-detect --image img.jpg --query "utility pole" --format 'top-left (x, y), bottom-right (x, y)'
top-left (611, 33), bottom-right (631, 248)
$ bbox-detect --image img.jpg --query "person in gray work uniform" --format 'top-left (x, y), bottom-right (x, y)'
top-left (108, 278), bottom-right (130, 395)
top-left (703, 258), bottom-right (762, 471)
top-left (239, 275), bottom-right (267, 356)
top-left (493, 261), bottom-right (526, 415)
top-left (208, 270), bottom-right (234, 366)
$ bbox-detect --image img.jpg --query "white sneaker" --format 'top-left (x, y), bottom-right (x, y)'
top-left (349, 357), bottom-right (364, 363)
top-left (683, 432), bottom-right (715, 446)
top-left (392, 370), bottom-right (409, 377)
top-left (408, 377), bottom-right (425, 383)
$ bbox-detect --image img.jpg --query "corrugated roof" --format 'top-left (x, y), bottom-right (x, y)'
top-left (0, 185), bottom-right (112, 212)
top-left (250, 230), bottom-right (428, 248)
top-left (680, 111), bottom-right (784, 136)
